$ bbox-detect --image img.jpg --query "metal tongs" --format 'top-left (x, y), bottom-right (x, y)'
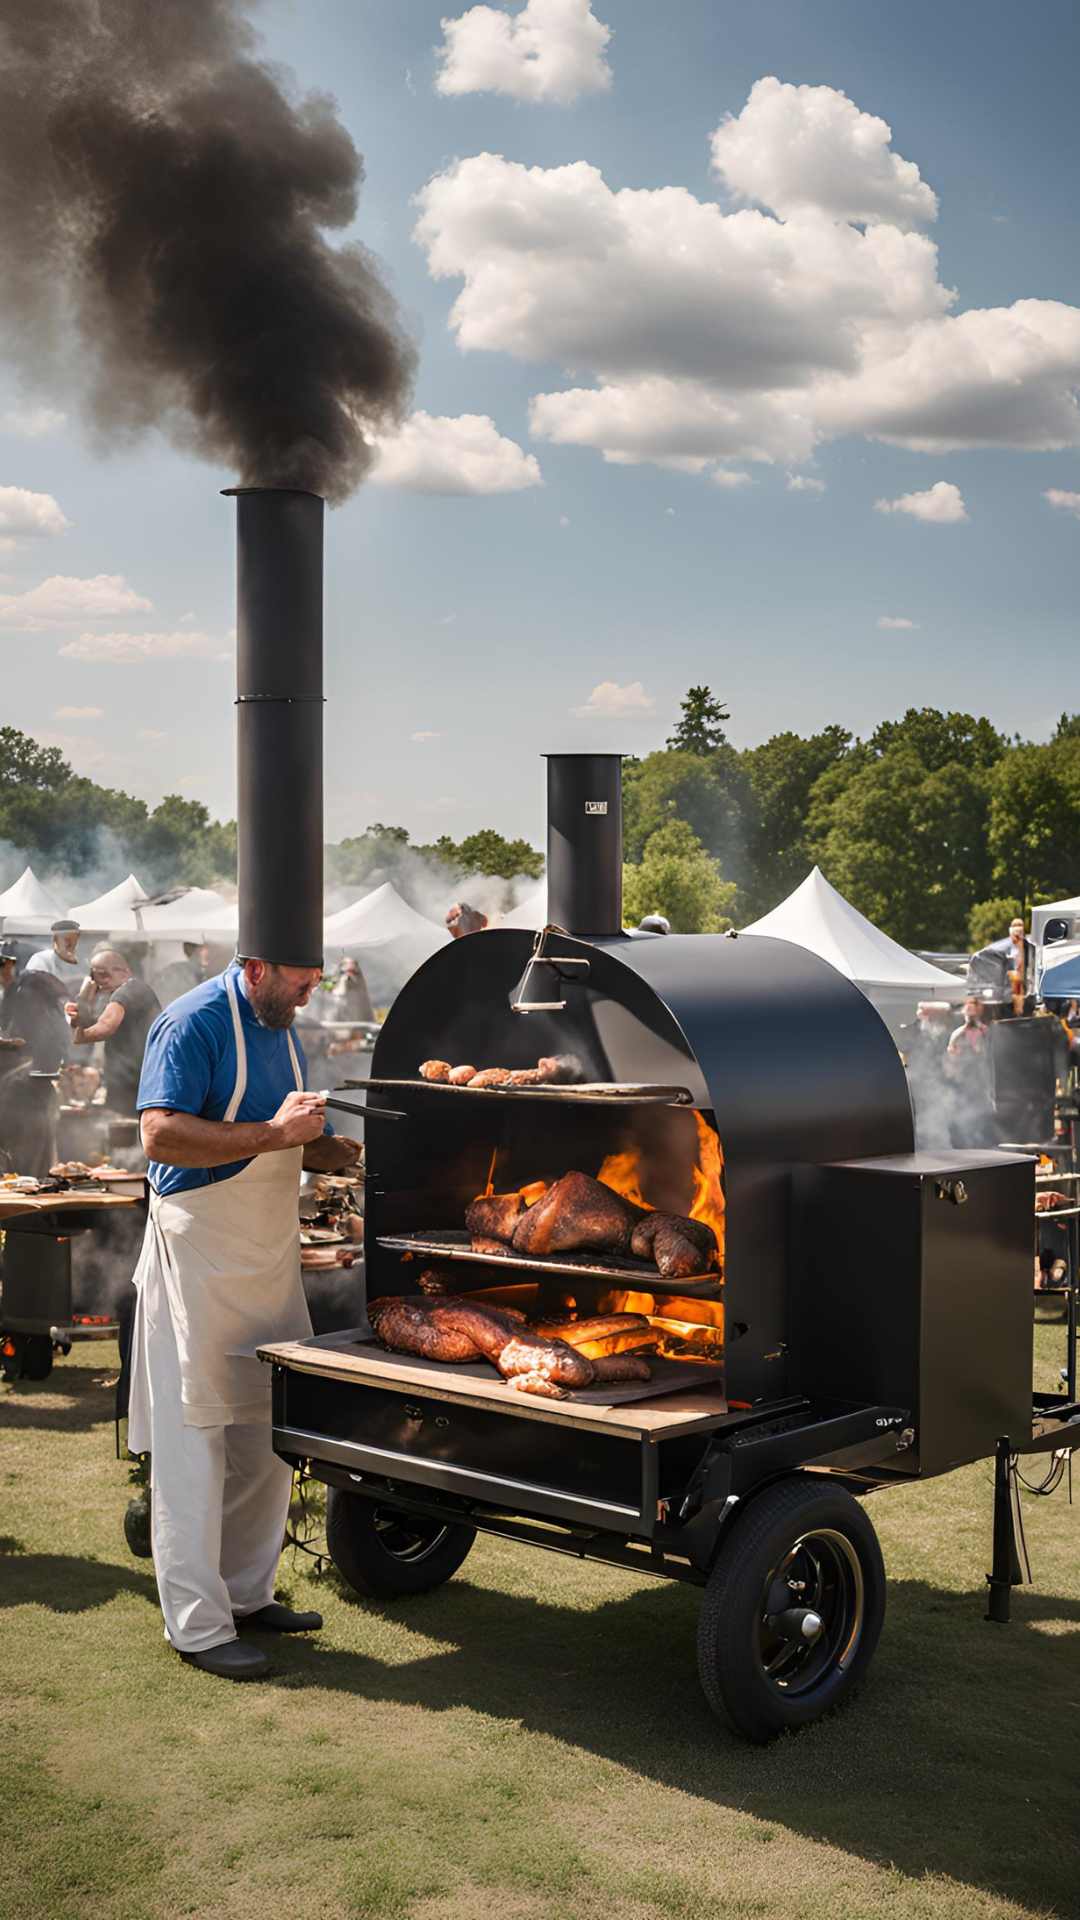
top-left (509, 924), bottom-right (590, 1014)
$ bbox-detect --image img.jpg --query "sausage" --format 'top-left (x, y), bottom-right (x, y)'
top-left (448, 1064), bottom-right (477, 1085)
top-left (590, 1354), bottom-right (652, 1382)
top-left (529, 1312), bottom-right (651, 1348)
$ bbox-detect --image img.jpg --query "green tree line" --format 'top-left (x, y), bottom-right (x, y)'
top-left (4, 695), bottom-right (1079, 947)
top-left (620, 688), bottom-right (1080, 945)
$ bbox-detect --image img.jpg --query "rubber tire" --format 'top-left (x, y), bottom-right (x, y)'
top-left (326, 1489), bottom-right (476, 1600)
top-left (697, 1476), bottom-right (885, 1743)
top-left (3, 1333), bottom-right (54, 1382)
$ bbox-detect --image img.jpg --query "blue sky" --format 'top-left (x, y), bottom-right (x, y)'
top-left (2, 0), bottom-right (1078, 854)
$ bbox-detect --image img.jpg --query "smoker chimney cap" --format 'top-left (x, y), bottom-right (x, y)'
top-left (221, 486), bottom-right (325, 500)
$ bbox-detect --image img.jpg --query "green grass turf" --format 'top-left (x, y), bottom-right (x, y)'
top-left (1, 1315), bottom-right (1078, 1920)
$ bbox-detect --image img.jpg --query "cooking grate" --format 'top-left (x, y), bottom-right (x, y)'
top-left (376, 1228), bottom-right (721, 1295)
top-left (343, 1077), bottom-right (695, 1106)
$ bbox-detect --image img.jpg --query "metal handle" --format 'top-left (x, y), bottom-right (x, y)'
top-left (322, 1096), bottom-right (408, 1121)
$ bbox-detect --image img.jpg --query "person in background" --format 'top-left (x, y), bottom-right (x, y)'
top-left (328, 955), bottom-right (375, 1025)
top-left (25, 918), bottom-right (85, 992)
top-left (65, 948), bottom-right (161, 1118)
top-left (944, 995), bottom-right (996, 1146)
top-left (153, 942), bottom-right (211, 1008)
top-left (446, 901), bottom-right (488, 939)
top-left (0, 942), bottom-right (26, 1082)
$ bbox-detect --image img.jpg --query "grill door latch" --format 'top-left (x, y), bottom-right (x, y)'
top-left (935, 1179), bottom-right (969, 1206)
top-left (509, 925), bottom-right (590, 1014)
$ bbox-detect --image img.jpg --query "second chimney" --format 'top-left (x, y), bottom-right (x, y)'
top-left (545, 752), bottom-right (623, 937)
top-left (226, 486), bottom-right (325, 969)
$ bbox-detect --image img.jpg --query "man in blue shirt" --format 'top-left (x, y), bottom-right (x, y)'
top-left (130, 956), bottom-right (359, 1680)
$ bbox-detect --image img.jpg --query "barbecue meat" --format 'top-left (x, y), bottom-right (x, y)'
top-left (630, 1211), bottom-right (718, 1279)
top-left (419, 1060), bottom-right (452, 1082)
top-left (495, 1333), bottom-right (593, 1392)
top-left (468, 1068), bottom-right (514, 1088)
top-left (449, 1064), bottom-right (477, 1086)
top-left (370, 1298), bottom-right (479, 1363)
top-left (506, 1068), bottom-right (543, 1088)
top-left (529, 1312), bottom-right (658, 1359)
top-left (591, 1354), bottom-right (652, 1382)
top-left (465, 1192), bottom-right (526, 1242)
top-left (471, 1235), bottom-right (514, 1258)
top-left (512, 1171), bottom-right (641, 1257)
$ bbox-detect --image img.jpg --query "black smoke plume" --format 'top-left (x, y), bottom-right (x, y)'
top-left (0, 0), bottom-right (415, 500)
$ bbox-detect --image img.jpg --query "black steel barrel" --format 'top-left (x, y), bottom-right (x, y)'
top-left (226, 486), bottom-right (325, 969)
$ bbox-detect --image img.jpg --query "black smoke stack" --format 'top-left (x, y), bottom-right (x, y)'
top-left (227, 487), bottom-right (324, 969)
top-left (545, 753), bottom-right (624, 937)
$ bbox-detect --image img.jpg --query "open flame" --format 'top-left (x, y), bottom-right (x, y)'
top-left (597, 1285), bottom-right (724, 1355)
top-left (598, 1112), bottom-right (724, 1273)
top-left (481, 1114), bottom-right (725, 1276)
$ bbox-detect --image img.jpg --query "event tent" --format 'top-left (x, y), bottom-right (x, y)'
top-left (0, 866), bottom-right (65, 935)
top-left (323, 882), bottom-right (448, 1001)
top-left (498, 885), bottom-right (547, 930)
top-left (67, 873), bottom-right (149, 934)
top-left (137, 888), bottom-right (238, 943)
top-left (740, 866), bottom-right (966, 1036)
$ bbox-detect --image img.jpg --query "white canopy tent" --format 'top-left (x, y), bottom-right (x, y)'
top-left (137, 888), bottom-right (237, 944)
top-left (0, 866), bottom-right (66, 935)
top-left (323, 881), bottom-right (448, 1002)
top-left (498, 884), bottom-right (547, 931)
top-left (740, 866), bottom-right (967, 1038)
top-left (67, 873), bottom-right (149, 935)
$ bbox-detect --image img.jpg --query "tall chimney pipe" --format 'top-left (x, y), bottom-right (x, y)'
top-left (545, 753), bottom-right (624, 937)
top-left (225, 487), bottom-right (325, 969)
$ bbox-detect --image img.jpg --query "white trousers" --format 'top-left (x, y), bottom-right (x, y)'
top-left (140, 1281), bottom-right (294, 1653)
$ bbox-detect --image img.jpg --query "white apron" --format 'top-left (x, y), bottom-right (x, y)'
top-left (128, 972), bottom-right (313, 1449)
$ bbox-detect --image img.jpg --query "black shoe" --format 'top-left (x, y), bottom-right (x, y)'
top-left (179, 1639), bottom-right (270, 1679)
top-left (234, 1602), bottom-right (323, 1633)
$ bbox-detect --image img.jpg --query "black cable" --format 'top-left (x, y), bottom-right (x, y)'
top-left (283, 1463), bottom-right (330, 1578)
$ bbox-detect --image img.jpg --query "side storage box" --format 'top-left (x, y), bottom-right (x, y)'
top-left (789, 1151), bottom-right (1033, 1476)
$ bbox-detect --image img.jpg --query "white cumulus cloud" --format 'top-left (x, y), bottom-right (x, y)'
top-left (710, 77), bottom-right (938, 229)
top-left (572, 679), bottom-right (654, 720)
top-left (874, 480), bottom-right (968, 523)
top-left (0, 573), bottom-right (151, 630)
top-left (0, 406), bottom-right (66, 439)
top-left (709, 468), bottom-right (753, 489)
top-left (413, 83), bottom-right (1080, 479)
top-left (435, 0), bottom-right (612, 104)
top-left (787, 473), bottom-right (826, 493)
top-left (0, 486), bottom-right (69, 539)
top-left (371, 411), bottom-right (543, 494)
top-left (876, 615), bottom-right (919, 630)
top-left (58, 628), bottom-right (223, 664)
top-left (54, 704), bottom-right (104, 718)
top-left (1044, 488), bottom-right (1080, 520)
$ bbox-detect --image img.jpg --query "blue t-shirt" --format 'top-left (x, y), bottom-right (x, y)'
top-left (137, 966), bottom-right (327, 1197)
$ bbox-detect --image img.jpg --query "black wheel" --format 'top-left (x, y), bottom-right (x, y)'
top-left (697, 1476), bottom-right (885, 1742)
top-left (0, 1332), bottom-right (53, 1382)
top-left (326, 1489), bottom-right (476, 1599)
top-left (123, 1492), bottom-right (153, 1559)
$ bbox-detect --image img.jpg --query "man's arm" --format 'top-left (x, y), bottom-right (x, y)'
top-left (141, 1090), bottom-right (327, 1168)
top-left (67, 1001), bottom-right (125, 1045)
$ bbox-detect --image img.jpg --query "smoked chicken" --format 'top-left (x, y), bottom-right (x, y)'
top-left (630, 1211), bottom-right (718, 1278)
top-left (465, 1192), bottom-right (526, 1241)
top-left (512, 1171), bottom-right (641, 1258)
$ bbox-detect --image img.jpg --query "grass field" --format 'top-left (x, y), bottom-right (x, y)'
top-left (2, 1314), bottom-right (1079, 1920)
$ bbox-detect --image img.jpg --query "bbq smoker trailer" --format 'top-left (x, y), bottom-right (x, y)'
top-left (226, 492), bottom-right (1080, 1742)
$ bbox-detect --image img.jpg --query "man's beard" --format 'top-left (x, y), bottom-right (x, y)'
top-left (252, 979), bottom-right (301, 1029)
